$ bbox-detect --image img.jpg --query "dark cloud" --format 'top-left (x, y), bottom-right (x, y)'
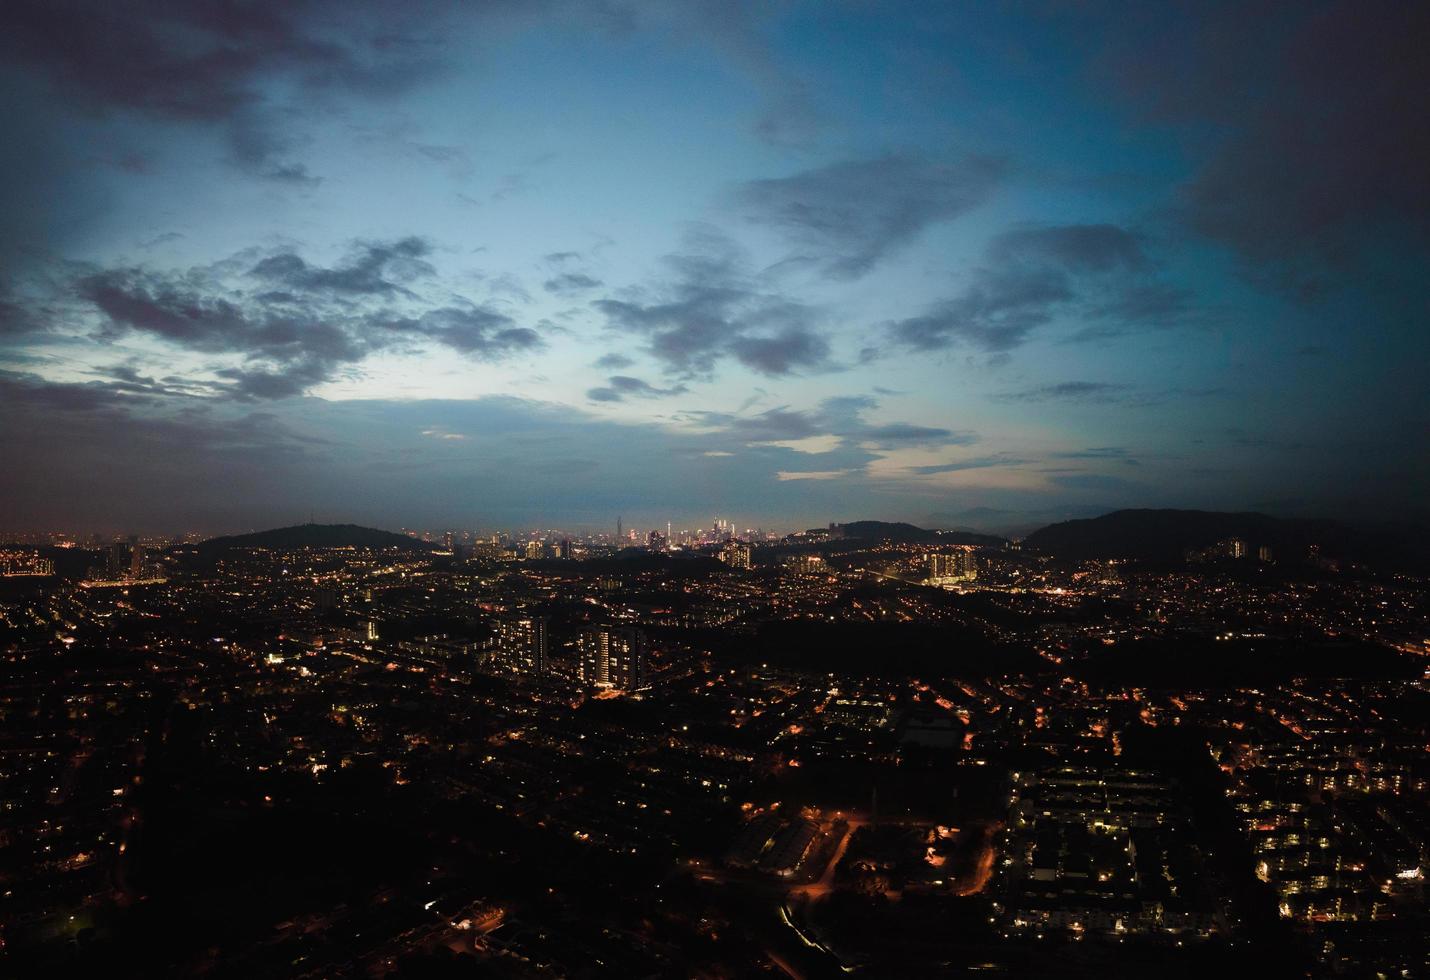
top-left (861, 423), bottom-right (975, 449)
top-left (249, 237), bottom-right (435, 296)
top-left (1072, 282), bottom-right (1198, 341)
top-left (685, 1), bottom-right (821, 148)
top-left (55, 238), bottom-right (540, 399)
top-left (78, 269), bottom-right (263, 350)
top-left (586, 375), bottom-right (687, 403)
top-left (728, 329), bottom-right (830, 376)
top-left (989, 224), bottom-right (1147, 273)
top-left (690, 396), bottom-right (976, 462)
top-left (709, 407), bottom-right (823, 443)
top-left (910, 454), bottom-right (1028, 475)
top-left (543, 272), bottom-right (603, 295)
top-left (1090, 2), bottom-right (1430, 297)
top-left (0, 0), bottom-right (449, 181)
top-left (215, 361), bottom-right (334, 401)
top-left (594, 227), bottom-right (830, 378)
top-left (887, 223), bottom-right (1187, 353)
top-left (0, 369), bottom-right (322, 455)
top-left (593, 352), bottom-right (634, 369)
top-left (412, 143), bottom-right (472, 178)
top-left (379, 306), bottom-right (540, 359)
top-left (992, 382), bottom-right (1131, 404)
top-left (735, 153), bottom-right (1005, 279)
top-left (0, 283), bottom-right (48, 339)
top-left (889, 266), bottom-right (1072, 352)
top-left (228, 109), bottom-right (322, 185)
top-left (1052, 447), bottom-right (1133, 460)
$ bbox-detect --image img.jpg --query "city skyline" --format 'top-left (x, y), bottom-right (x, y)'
top-left (2, 2), bottom-right (1427, 533)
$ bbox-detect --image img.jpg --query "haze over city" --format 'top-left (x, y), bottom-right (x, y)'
top-left (2, 1), bottom-right (1426, 534)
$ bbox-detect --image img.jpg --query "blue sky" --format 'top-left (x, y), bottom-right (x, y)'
top-left (1, 1), bottom-right (1425, 534)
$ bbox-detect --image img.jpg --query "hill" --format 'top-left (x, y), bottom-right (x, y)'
top-left (836, 520), bottom-right (1004, 547)
top-left (1022, 509), bottom-right (1426, 568)
top-left (199, 523), bottom-right (433, 553)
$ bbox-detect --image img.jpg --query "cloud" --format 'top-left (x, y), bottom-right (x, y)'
top-left (380, 306), bottom-right (541, 358)
top-left (593, 352), bottom-right (634, 369)
top-left (59, 237), bottom-right (540, 400)
top-left (728, 329), bottom-right (830, 375)
top-left (734, 153), bottom-right (1005, 278)
top-left (0, 282), bottom-right (50, 339)
top-left (412, 142), bottom-right (473, 179)
top-left (1089, 3), bottom-right (1430, 298)
top-left (989, 224), bottom-right (1148, 273)
top-left (889, 266), bottom-right (1072, 352)
top-left (421, 427), bottom-right (467, 441)
top-left (586, 375), bottom-right (688, 403)
top-left (887, 223), bottom-right (1187, 353)
top-left (688, 396), bottom-right (979, 483)
top-left (249, 237), bottom-right (435, 296)
top-left (705, 407), bottom-right (822, 443)
top-left (543, 272), bottom-right (603, 295)
top-left (593, 226), bottom-right (831, 378)
top-left (1052, 447), bottom-right (1134, 460)
top-left (860, 423), bottom-right (975, 449)
top-left (910, 454), bottom-right (1029, 475)
top-left (776, 469), bottom-right (849, 481)
top-left (992, 382), bottom-right (1131, 404)
top-left (0, 0), bottom-right (450, 182)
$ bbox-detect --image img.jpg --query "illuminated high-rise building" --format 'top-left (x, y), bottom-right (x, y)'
top-left (491, 614), bottom-right (548, 676)
top-left (106, 542), bottom-right (126, 578)
top-left (927, 549), bottom-right (977, 584)
top-left (129, 543), bottom-right (145, 579)
top-left (577, 626), bottom-right (648, 691)
top-left (719, 540), bottom-right (751, 569)
top-left (781, 553), bottom-right (825, 575)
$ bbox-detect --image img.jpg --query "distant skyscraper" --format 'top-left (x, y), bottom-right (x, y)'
top-left (616, 516), bottom-right (622, 543)
top-left (578, 626), bottom-right (648, 691)
top-left (1227, 537), bottom-right (1247, 559)
top-left (129, 543), bottom-right (145, 579)
top-left (559, 538), bottom-right (572, 560)
top-left (1258, 544), bottom-right (1273, 562)
top-left (524, 540), bottom-right (542, 560)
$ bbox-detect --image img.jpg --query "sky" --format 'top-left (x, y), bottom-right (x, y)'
top-left (1, 1), bottom-right (1426, 535)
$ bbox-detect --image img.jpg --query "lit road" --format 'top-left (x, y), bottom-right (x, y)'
top-left (790, 819), bottom-right (861, 899)
top-left (953, 822), bottom-right (1002, 896)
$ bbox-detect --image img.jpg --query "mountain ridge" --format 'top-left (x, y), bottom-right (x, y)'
top-left (1021, 508), bottom-right (1427, 568)
top-left (199, 523), bottom-right (433, 552)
